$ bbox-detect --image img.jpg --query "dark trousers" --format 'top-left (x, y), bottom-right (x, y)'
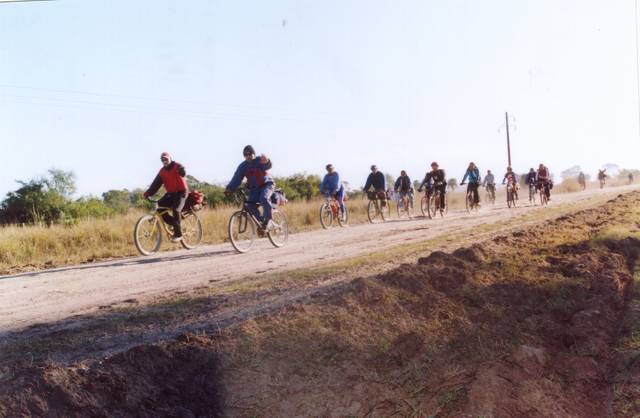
top-left (430, 184), bottom-right (446, 209)
top-left (466, 182), bottom-right (480, 204)
top-left (158, 192), bottom-right (187, 237)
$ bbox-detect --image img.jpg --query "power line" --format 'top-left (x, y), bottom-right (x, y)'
top-left (0, 93), bottom-right (343, 124)
top-left (0, 83), bottom-right (339, 117)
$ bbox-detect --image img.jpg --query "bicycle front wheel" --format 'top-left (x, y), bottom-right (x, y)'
top-left (319, 203), bottom-right (333, 229)
top-left (421, 196), bottom-right (431, 219)
top-left (367, 201), bottom-right (380, 224)
top-left (228, 211), bottom-right (256, 253)
top-left (268, 210), bottom-right (289, 248)
top-left (181, 211), bottom-right (203, 249)
top-left (134, 214), bottom-right (162, 256)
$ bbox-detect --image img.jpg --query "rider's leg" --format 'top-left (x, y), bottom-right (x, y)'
top-left (472, 183), bottom-right (479, 204)
top-left (545, 183), bottom-right (550, 199)
top-left (259, 184), bottom-right (275, 225)
top-left (439, 186), bottom-right (447, 209)
top-left (171, 193), bottom-right (186, 238)
top-left (157, 194), bottom-right (174, 226)
top-left (247, 189), bottom-right (263, 224)
top-left (336, 189), bottom-right (346, 215)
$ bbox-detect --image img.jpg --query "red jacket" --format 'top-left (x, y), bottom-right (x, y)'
top-left (145, 162), bottom-right (188, 197)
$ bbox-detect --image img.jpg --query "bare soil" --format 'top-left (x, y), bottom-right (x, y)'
top-left (2, 188), bottom-right (640, 417)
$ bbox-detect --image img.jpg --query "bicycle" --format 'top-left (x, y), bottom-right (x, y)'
top-left (134, 198), bottom-right (203, 256)
top-left (461, 182), bottom-right (480, 213)
top-left (228, 198), bottom-right (289, 253)
top-left (484, 184), bottom-right (496, 205)
top-left (367, 190), bottom-right (390, 223)
top-left (320, 194), bottom-right (348, 229)
top-left (420, 184), bottom-right (448, 219)
top-left (396, 191), bottom-right (413, 219)
top-left (528, 183), bottom-right (537, 205)
top-left (505, 182), bottom-right (518, 208)
top-left (538, 183), bottom-right (549, 206)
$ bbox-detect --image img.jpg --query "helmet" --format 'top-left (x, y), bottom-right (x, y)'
top-left (243, 145), bottom-right (255, 156)
top-left (431, 161), bottom-right (438, 167)
top-left (370, 165), bottom-right (377, 171)
top-left (160, 152), bottom-right (171, 161)
top-left (325, 164), bottom-right (334, 171)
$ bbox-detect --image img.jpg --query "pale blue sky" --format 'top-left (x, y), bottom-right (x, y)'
top-left (2, 0), bottom-right (639, 196)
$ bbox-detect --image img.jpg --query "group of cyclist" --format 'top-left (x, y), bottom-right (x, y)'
top-left (144, 145), bottom-right (558, 242)
top-left (358, 162), bottom-right (553, 215)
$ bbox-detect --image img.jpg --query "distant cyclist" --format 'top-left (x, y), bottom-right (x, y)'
top-left (483, 169), bottom-right (496, 200)
top-left (320, 164), bottom-right (346, 220)
top-left (598, 169), bottom-right (607, 188)
top-left (525, 168), bottom-right (537, 187)
top-left (364, 165), bottom-right (387, 206)
top-left (225, 145), bottom-right (275, 231)
top-left (578, 172), bottom-right (586, 190)
top-left (394, 170), bottom-right (412, 199)
top-left (460, 162), bottom-right (481, 206)
top-left (502, 166), bottom-right (519, 200)
top-left (629, 172), bottom-right (634, 185)
top-left (143, 152), bottom-right (188, 242)
top-left (537, 164), bottom-right (551, 200)
top-left (419, 162), bottom-right (447, 213)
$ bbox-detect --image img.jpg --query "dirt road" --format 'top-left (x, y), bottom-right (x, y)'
top-left (0, 186), bottom-right (636, 334)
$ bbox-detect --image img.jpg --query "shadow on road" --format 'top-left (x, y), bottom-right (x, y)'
top-left (0, 248), bottom-right (237, 281)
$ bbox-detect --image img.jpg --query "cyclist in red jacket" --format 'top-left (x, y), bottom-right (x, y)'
top-left (143, 152), bottom-right (189, 242)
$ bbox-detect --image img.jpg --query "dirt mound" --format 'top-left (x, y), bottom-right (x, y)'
top-left (0, 337), bottom-right (224, 417)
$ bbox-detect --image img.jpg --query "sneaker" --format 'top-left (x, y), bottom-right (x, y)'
top-left (170, 235), bottom-right (183, 243)
top-left (264, 219), bottom-right (277, 231)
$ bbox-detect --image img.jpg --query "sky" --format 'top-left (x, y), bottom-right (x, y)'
top-left (2, 0), bottom-right (640, 197)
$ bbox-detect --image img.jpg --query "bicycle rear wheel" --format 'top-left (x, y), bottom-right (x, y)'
top-left (319, 203), bottom-right (333, 229)
top-left (180, 211), bottom-right (203, 249)
top-left (268, 209), bottom-right (289, 248)
top-left (228, 211), bottom-right (256, 253)
top-left (338, 205), bottom-right (348, 227)
top-left (134, 214), bottom-right (162, 256)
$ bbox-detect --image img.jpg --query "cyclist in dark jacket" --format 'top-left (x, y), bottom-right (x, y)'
top-left (225, 145), bottom-right (275, 230)
top-left (525, 168), bottom-right (537, 185)
top-left (364, 165), bottom-right (387, 207)
top-left (394, 171), bottom-right (412, 195)
top-left (460, 162), bottom-right (481, 205)
top-left (419, 162), bottom-right (447, 211)
top-left (143, 152), bottom-right (188, 242)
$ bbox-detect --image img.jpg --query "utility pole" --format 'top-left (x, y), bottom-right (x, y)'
top-left (505, 112), bottom-right (512, 167)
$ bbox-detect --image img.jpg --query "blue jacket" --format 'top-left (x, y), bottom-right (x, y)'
top-left (226, 157), bottom-right (273, 191)
top-left (462, 168), bottom-right (481, 184)
top-left (526, 171), bottom-right (537, 184)
top-left (320, 172), bottom-right (343, 195)
top-left (364, 171), bottom-right (386, 191)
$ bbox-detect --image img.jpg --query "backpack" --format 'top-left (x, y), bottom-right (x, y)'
top-left (184, 190), bottom-right (205, 212)
top-left (270, 189), bottom-right (287, 206)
